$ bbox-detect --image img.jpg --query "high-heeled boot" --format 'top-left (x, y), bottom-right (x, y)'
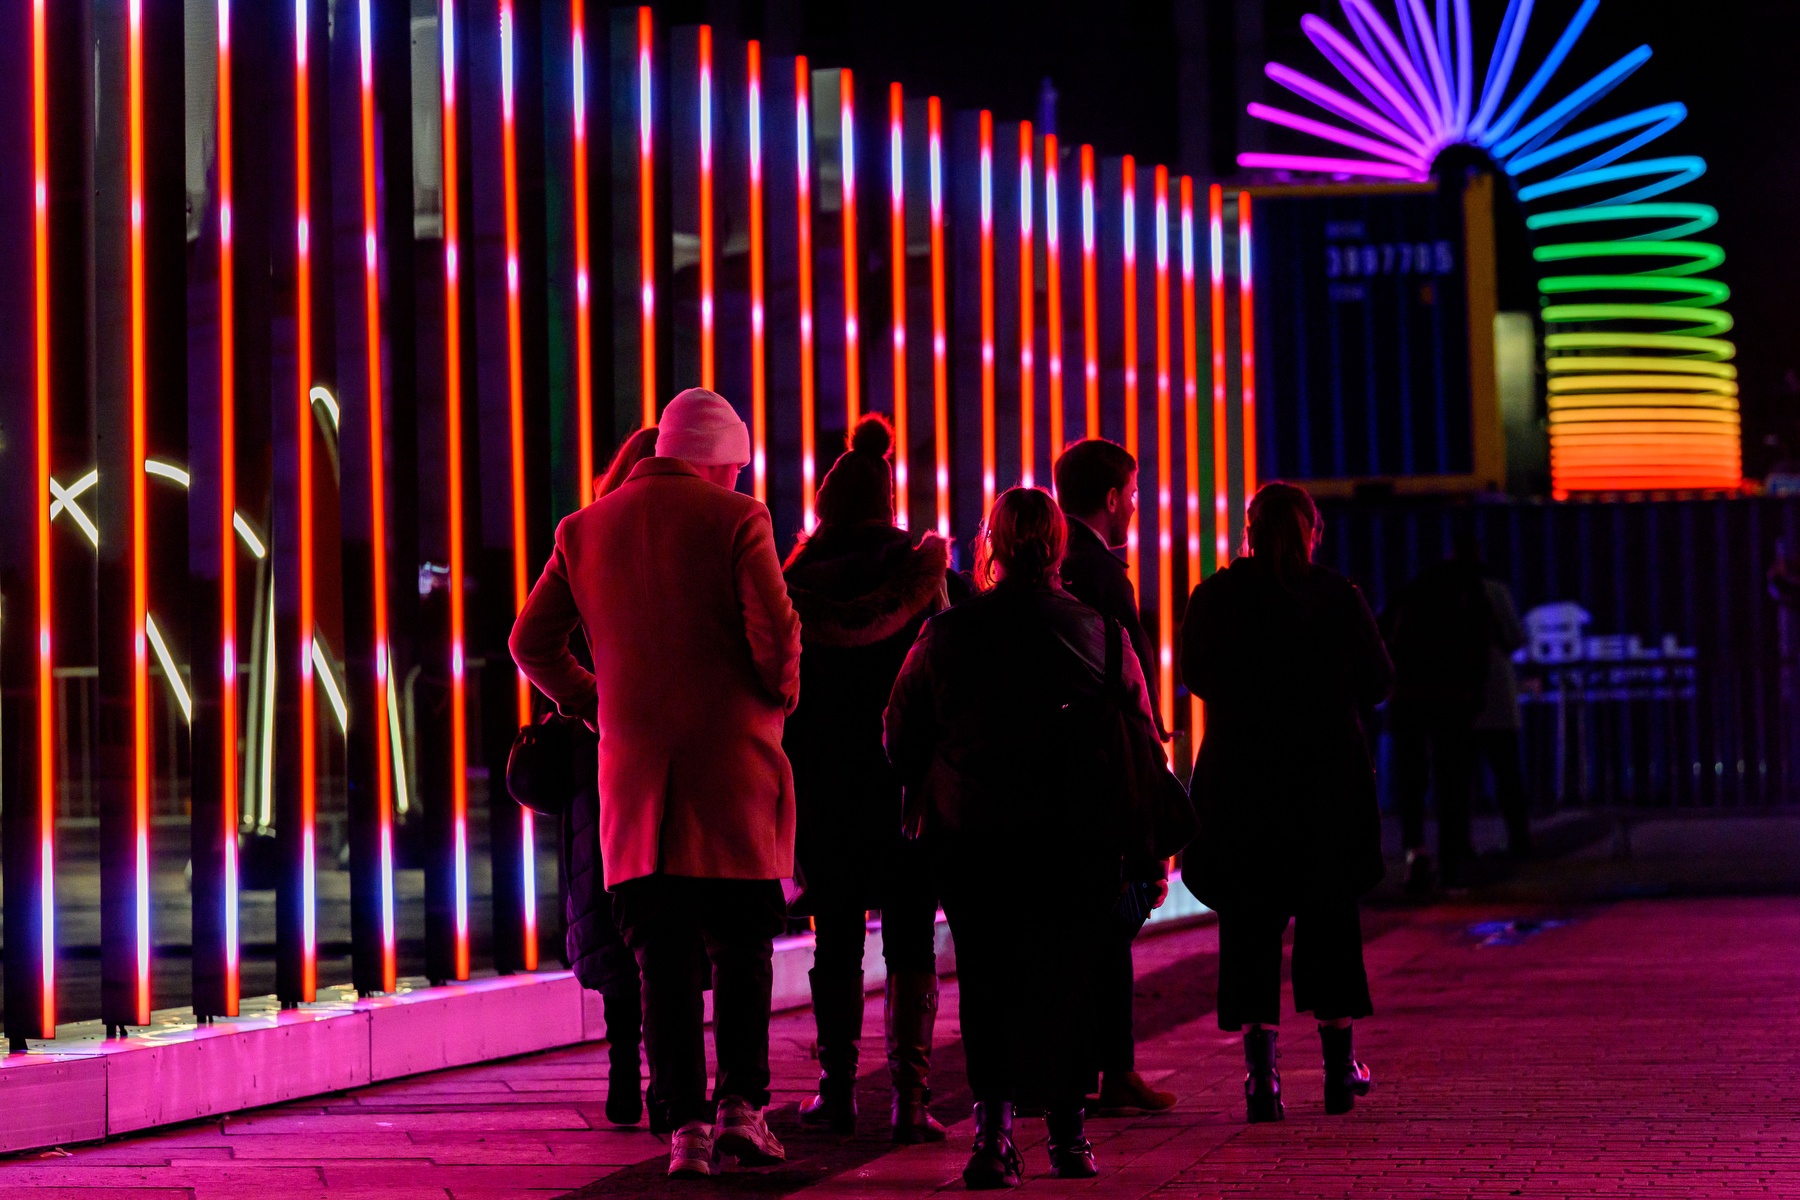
top-left (1321, 1023), bottom-right (1373, 1115)
top-left (1243, 1027), bottom-right (1284, 1123)
top-left (886, 971), bottom-right (949, 1143)
top-left (602, 984), bottom-right (643, 1127)
top-left (799, 967), bottom-right (864, 1134)
top-left (1044, 1107), bottom-right (1098, 1179)
top-left (962, 1102), bottom-right (1024, 1190)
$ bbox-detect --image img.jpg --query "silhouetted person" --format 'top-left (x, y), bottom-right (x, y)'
top-left (1181, 483), bottom-right (1392, 1123)
top-left (1472, 555), bottom-right (1531, 858)
top-left (886, 488), bottom-right (1160, 1186)
top-left (784, 415), bottom-right (957, 1143)
top-left (1053, 438), bottom-right (1173, 1116)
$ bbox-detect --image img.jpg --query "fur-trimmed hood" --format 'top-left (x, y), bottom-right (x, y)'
top-left (784, 526), bottom-right (951, 649)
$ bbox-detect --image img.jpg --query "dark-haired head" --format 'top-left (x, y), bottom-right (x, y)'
top-left (814, 413), bottom-right (896, 527)
top-left (975, 487), bottom-right (1067, 590)
top-left (1244, 482), bottom-right (1321, 581)
top-left (593, 426), bottom-right (660, 502)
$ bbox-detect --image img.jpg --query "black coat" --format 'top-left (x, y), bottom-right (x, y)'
top-left (560, 771), bottom-right (636, 994)
top-left (1060, 518), bottom-right (1163, 735)
top-left (782, 524), bottom-right (953, 912)
top-left (1180, 557), bottom-right (1394, 910)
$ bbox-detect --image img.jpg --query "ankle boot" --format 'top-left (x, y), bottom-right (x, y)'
top-left (886, 971), bottom-right (949, 1143)
top-left (602, 986), bottom-right (643, 1127)
top-left (1044, 1107), bottom-right (1098, 1179)
top-left (799, 967), bottom-right (863, 1134)
top-left (1320, 1024), bottom-right (1373, 1115)
top-left (962, 1102), bottom-right (1024, 1190)
top-left (1242, 1027), bottom-right (1284, 1123)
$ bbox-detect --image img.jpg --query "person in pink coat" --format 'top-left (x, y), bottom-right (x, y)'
top-left (510, 388), bottom-right (801, 1179)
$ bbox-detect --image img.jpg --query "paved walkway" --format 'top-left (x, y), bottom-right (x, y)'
top-left (2, 896), bottom-right (1796, 1198)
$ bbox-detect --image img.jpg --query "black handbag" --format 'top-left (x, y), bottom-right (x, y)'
top-left (505, 712), bottom-right (597, 818)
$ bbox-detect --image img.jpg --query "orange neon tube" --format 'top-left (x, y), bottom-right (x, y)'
top-left (795, 57), bottom-right (816, 527)
top-left (1121, 155), bottom-right (1139, 590)
top-left (698, 25), bottom-right (713, 390)
top-left (637, 7), bottom-right (655, 426)
top-left (888, 81), bottom-right (907, 528)
top-left (928, 96), bottom-right (948, 539)
top-left (1179, 177), bottom-right (1203, 763)
top-left (979, 110), bottom-right (995, 515)
top-left (840, 69), bottom-right (859, 427)
top-left (440, 0), bottom-right (469, 981)
top-left (1237, 191), bottom-right (1257, 499)
top-left (1017, 121), bottom-right (1034, 488)
top-left (357, 0), bottom-right (395, 991)
top-left (747, 42), bottom-right (765, 501)
top-left (1208, 183), bottom-right (1228, 568)
top-left (219, 0), bottom-right (240, 1014)
top-left (571, 0), bottom-right (592, 491)
top-left (295, 0), bottom-right (317, 1002)
top-left (1153, 166), bottom-right (1174, 743)
top-left (32, 0), bottom-right (56, 1034)
top-left (500, 0), bottom-right (536, 970)
top-left (1079, 144), bottom-right (1098, 437)
top-left (1044, 134), bottom-right (1063, 464)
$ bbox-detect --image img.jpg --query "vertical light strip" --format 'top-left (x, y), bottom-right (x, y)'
top-left (1044, 134), bottom-right (1062, 464)
top-left (1208, 183), bottom-right (1228, 567)
top-left (888, 81), bottom-right (906, 528)
top-left (357, 0), bottom-right (395, 992)
top-left (1079, 144), bottom-right (1098, 438)
top-left (32, 0), bottom-right (56, 1035)
top-left (498, 0), bottom-right (535, 970)
top-left (1017, 121), bottom-right (1033, 488)
top-left (1153, 166), bottom-right (1174, 748)
top-left (795, 57), bottom-right (815, 528)
top-left (978, 110), bottom-right (994, 515)
top-left (697, 25), bottom-right (713, 389)
top-left (570, 0), bottom-right (592, 492)
top-left (636, 6), bottom-right (654, 426)
top-left (839, 69), bottom-right (859, 427)
top-left (1121, 155), bottom-right (1138, 590)
top-left (1237, 191), bottom-right (1258, 500)
top-left (440, 0), bottom-right (470, 981)
top-left (1179, 177), bottom-right (1203, 765)
top-left (218, 0), bottom-right (240, 1014)
top-left (747, 42), bottom-right (765, 501)
top-left (927, 96), bottom-right (948, 539)
top-left (129, 0), bottom-right (154, 1026)
top-left (295, 0), bottom-right (318, 1002)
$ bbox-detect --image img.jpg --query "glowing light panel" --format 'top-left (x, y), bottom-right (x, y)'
top-left (840, 69), bottom-right (859, 427)
top-left (1080, 145), bottom-right (1098, 437)
top-left (979, 110), bottom-right (995, 515)
top-left (440, 0), bottom-right (470, 981)
top-left (637, 6), bottom-right (654, 427)
top-left (928, 96), bottom-right (949, 539)
top-left (1045, 134), bottom-right (1063, 463)
top-left (698, 25), bottom-right (713, 389)
top-left (748, 41), bottom-right (766, 501)
top-left (1017, 122), bottom-right (1034, 488)
top-left (795, 57), bottom-right (816, 528)
top-left (888, 81), bottom-right (907, 528)
top-left (571, 0), bottom-right (593, 491)
top-left (1208, 184), bottom-right (1228, 567)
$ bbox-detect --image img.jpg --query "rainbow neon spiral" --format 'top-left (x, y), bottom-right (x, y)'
top-left (1242, 0), bottom-right (1739, 495)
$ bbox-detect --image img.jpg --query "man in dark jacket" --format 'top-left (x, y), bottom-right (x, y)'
top-left (1052, 439), bottom-right (1174, 1116)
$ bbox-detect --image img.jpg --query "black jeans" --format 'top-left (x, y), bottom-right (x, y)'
top-left (611, 875), bottom-right (787, 1128)
top-left (1475, 728), bottom-right (1532, 853)
top-left (1394, 714), bottom-right (1475, 881)
top-left (1088, 899), bottom-right (1148, 1082)
top-left (811, 840), bottom-right (941, 979)
top-left (1215, 902), bottom-right (1373, 1031)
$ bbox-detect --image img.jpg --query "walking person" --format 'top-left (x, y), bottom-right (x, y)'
top-left (886, 487), bottom-right (1162, 1187)
top-left (783, 415), bottom-right (959, 1143)
top-left (1180, 483), bottom-right (1393, 1123)
top-left (510, 388), bottom-right (801, 1178)
top-left (1471, 551), bottom-right (1532, 858)
top-left (1052, 438), bottom-right (1175, 1115)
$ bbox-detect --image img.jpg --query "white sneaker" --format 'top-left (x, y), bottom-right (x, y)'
top-left (668, 1120), bottom-right (716, 1178)
top-left (713, 1095), bottom-right (786, 1167)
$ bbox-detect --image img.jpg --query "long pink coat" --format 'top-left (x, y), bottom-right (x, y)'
top-left (509, 458), bottom-right (802, 887)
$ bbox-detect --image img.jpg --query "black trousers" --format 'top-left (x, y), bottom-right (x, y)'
top-left (811, 839), bottom-right (942, 979)
top-left (611, 875), bottom-right (787, 1128)
top-left (1394, 715), bottom-right (1475, 881)
top-left (1475, 728), bottom-right (1532, 854)
top-left (1215, 902), bottom-right (1373, 1032)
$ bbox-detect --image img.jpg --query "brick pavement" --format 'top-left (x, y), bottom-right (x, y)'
top-left (2, 897), bottom-right (1796, 1198)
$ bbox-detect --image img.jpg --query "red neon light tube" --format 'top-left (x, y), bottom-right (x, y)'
top-left (1044, 134), bottom-right (1062, 464)
top-left (440, 0), bottom-right (470, 981)
top-left (698, 25), bottom-right (713, 390)
top-left (571, 0), bottom-right (592, 492)
top-left (1237, 192), bottom-right (1257, 499)
top-left (1208, 183), bottom-right (1228, 568)
top-left (747, 42), bottom-right (765, 501)
top-left (1079, 144), bottom-right (1098, 437)
top-left (840, 69), bottom-right (859, 427)
top-left (1017, 121), bottom-right (1034, 488)
top-left (219, 0), bottom-right (240, 1014)
top-left (928, 97), bottom-right (948, 539)
top-left (888, 81), bottom-right (906, 528)
top-left (32, 0), bottom-right (56, 1034)
top-left (1153, 166), bottom-right (1173, 744)
top-left (295, 0), bottom-right (317, 1003)
top-left (795, 57), bottom-right (816, 528)
top-left (979, 110), bottom-right (994, 515)
top-left (129, 0), bottom-right (155, 1026)
top-left (1179, 177), bottom-right (1203, 763)
top-left (1121, 155), bottom-right (1139, 590)
top-left (637, 7), bottom-right (654, 426)
top-left (357, 0), bottom-right (395, 991)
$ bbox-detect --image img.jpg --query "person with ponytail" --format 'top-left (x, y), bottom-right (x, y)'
top-left (782, 414), bottom-right (961, 1144)
top-left (1179, 482), bottom-right (1394, 1124)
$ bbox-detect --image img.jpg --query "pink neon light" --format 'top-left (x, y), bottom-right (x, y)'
top-left (1045, 134), bottom-right (1063, 464)
top-left (296, 0), bottom-right (317, 1003)
top-left (1121, 155), bottom-right (1139, 590)
top-left (1153, 166), bottom-right (1173, 747)
top-left (572, 0), bottom-right (592, 491)
top-left (637, 7), bottom-right (654, 425)
top-left (889, 81), bottom-right (907, 529)
top-left (131, 0), bottom-right (154, 1026)
top-left (1179, 176), bottom-right (1202, 766)
top-left (441, 0), bottom-right (469, 981)
top-left (1238, 192), bottom-right (1258, 501)
top-left (928, 97), bottom-right (948, 539)
top-left (796, 58), bottom-right (815, 528)
top-left (699, 26), bottom-right (713, 389)
top-left (1079, 145), bottom-right (1098, 437)
top-left (1245, 101), bottom-right (1427, 169)
top-left (1237, 151), bottom-right (1420, 180)
top-left (840, 69), bottom-right (859, 427)
top-left (748, 42), bottom-right (765, 500)
top-left (33, 0), bottom-right (56, 1035)
top-left (1208, 184), bottom-right (1228, 568)
top-left (1017, 121), bottom-right (1034, 488)
top-left (979, 110), bottom-right (994, 515)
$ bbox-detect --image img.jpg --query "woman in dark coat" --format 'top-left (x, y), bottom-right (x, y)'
top-left (886, 487), bottom-right (1161, 1188)
top-left (1180, 482), bottom-right (1394, 1123)
top-left (784, 415), bottom-right (959, 1143)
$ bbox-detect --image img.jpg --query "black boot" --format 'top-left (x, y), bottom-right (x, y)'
top-left (886, 971), bottom-right (949, 1143)
top-left (1045, 1107), bottom-right (1098, 1179)
top-left (602, 985), bottom-right (643, 1127)
top-left (799, 967), bottom-right (863, 1134)
top-left (962, 1102), bottom-right (1024, 1190)
top-left (1321, 1023), bottom-right (1373, 1115)
top-left (1243, 1027), bottom-right (1284, 1123)
top-left (1404, 849), bottom-right (1436, 898)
